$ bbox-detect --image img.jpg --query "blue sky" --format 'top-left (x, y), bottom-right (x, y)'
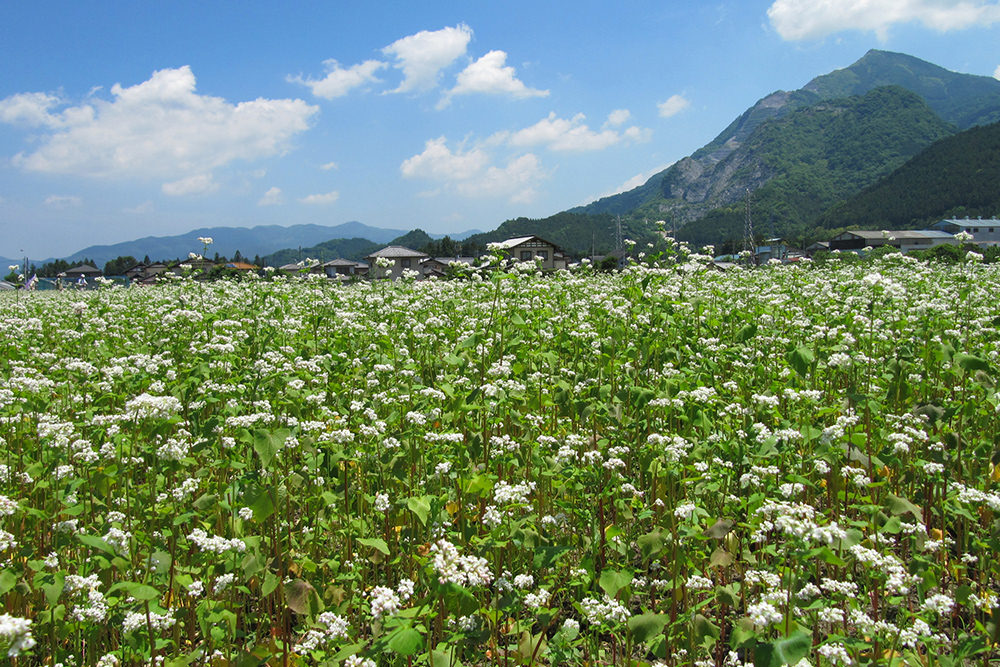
top-left (2, 0), bottom-right (1000, 259)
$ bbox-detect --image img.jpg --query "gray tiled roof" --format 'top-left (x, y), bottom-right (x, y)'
top-left (366, 245), bottom-right (429, 259)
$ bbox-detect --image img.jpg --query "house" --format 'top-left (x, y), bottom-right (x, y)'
top-left (64, 264), bottom-right (102, 279)
top-left (806, 241), bottom-right (829, 256)
top-left (493, 236), bottom-right (569, 270)
top-left (420, 256), bottom-right (477, 278)
top-left (828, 230), bottom-right (957, 253)
top-left (365, 246), bottom-right (429, 279)
top-left (225, 261), bottom-right (258, 272)
top-left (323, 259), bottom-right (368, 279)
top-left (124, 262), bottom-right (169, 285)
top-left (928, 218), bottom-right (1000, 246)
top-left (755, 238), bottom-right (788, 263)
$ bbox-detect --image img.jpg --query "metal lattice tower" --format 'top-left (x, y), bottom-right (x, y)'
top-left (743, 188), bottom-right (755, 265)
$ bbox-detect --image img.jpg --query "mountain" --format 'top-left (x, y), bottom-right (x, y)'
top-left (262, 238), bottom-right (381, 266)
top-left (802, 50), bottom-right (1000, 129)
top-left (676, 86), bottom-right (955, 245)
top-left (42, 222), bottom-right (482, 268)
top-left (569, 50), bottom-right (1000, 245)
top-left (815, 121), bottom-right (1000, 231)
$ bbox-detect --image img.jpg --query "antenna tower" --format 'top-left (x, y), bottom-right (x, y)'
top-left (615, 215), bottom-right (623, 251)
top-left (743, 188), bottom-right (755, 266)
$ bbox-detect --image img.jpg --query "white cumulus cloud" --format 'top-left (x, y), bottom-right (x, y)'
top-left (44, 194), bottom-right (82, 208)
top-left (400, 137), bottom-right (490, 180)
top-left (400, 136), bottom-right (544, 203)
top-left (383, 24), bottom-right (473, 93)
top-left (658, 94), bottom-right (691, 118)
top-left (258, 186), bottom-right (283, 206)
top-left (605, 109), bottom-right (632, 127)
top-left (502, 112), bottom-right (649, 152)
top-left (162, 173), bottom-right (217, 197)
top-left (0, 66), bottom-right (317, 192)
top-left (457, 153), bottom-right (544, 203)
top-left (300, 191), bottom-right (340, 205)
top-left (439, 50), bottom-right (548, 107)
top-left (289, 59), bottom-right (386, 99)
top-left (768, 0), bottom-right (1000, 41)
top-left (994, 64), bottom-right (1000, 79)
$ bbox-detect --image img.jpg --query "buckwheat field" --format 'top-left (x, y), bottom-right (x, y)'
top-left (2, 251), bottom-right (999, 666)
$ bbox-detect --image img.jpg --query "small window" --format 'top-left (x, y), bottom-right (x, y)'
top-left (520, 250), bottom-right (533, 261)
top-left (538, 250), bottom-right (549, 260)
top-left (401, 259), bottom-right (411, 269)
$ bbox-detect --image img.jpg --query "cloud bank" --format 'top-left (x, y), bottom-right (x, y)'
top-left (0, 67), bottom-right (318, 193)
top-left (768, 0), bottom-right (1000, 41)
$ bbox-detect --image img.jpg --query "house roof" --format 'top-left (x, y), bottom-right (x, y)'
top-left (835, 230), bottom-right (953, 241)
top-left (226, 261), bottom-right (258, 270)
top-left (933, 218), bottom-right (1000, 229)
top-left (423, 256), bottom-right (477, 265)
top-left (366, 245), bottom-right (429, 259)
top-left (494, 235), bottom-right (567, 255)
top-left (495, 236), bottom-right (537, 248)
top-left (323, 258), bottom-right (367, 267)
top-left (67, 264), bottom-right (101, 274)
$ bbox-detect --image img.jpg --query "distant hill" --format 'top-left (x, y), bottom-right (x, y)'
top-left (262, 238), bottom-right (381, 266)
top-left (675, 86), bottom-right (955, 246)
top-left (568, 50), bottom-right (1000, 246)
top-left (815, 121), bottom-right (1000, 230)
top-left (30, 222), bottom-right (482, 268)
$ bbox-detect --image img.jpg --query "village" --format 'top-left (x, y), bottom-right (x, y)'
top-left (4, 216), bottom-right (1000, 290)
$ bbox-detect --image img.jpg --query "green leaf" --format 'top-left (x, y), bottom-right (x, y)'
top-left (598, 569), bottom-right (632, 598)
top-left (710, 548), bottom-right (734, 568)
top-left (0, 569), bottom-right (17, 597)
top-left (754, 631), bottom-right (812, 667)
top-left (261, 571), bottom-right (279, 598)
top-left (77, 534), bottom-right (117, 556)
top-left (406, 496), bottom-right (432, 526)
top-left (637, 529), bottom-right (665, 559)
top-left (112, 581), bottom-right (161, 601)
top-left (692, 613), bottom-right (720, 649)
top-left (533, 545), bottom-right (572, 569)
top-left (41, 572), bottom-right (65, 606)
top-left (357, 537), bottom-right (390, 556)
top-left (955, 352), bottom-right (990, 374)
top-left (253, 428), bottom-right (289, 469)
top-left (431, 646), bottom-right (465, 667)
top-left (704, 518), bottom-right (735, 539)
top-left (628, 613), bottom-right (667, 643)
top-left (388, 627), bottom-right (424, 656)
top-left (716, 585), bottom-right (739, 607)
top-left (886, 493), bottom-right (923, 521)
top-left (246, 486), bottom-right (276, 522)
top-left (787, 345), bottom-right (814, 378)
top-left (193, 493), bottom-right (218, 511)
top-left (284, 579), bottom-right (315, 614)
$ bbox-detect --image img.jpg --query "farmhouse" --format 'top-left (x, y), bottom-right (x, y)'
top-left (64, 264), bottom-right (102, 279)
top-left (323, 259), bottom-right (368, 278)
top-left (928, 218), bottom-right (1000, 246)
top-left (493, 235), bottom-right (569, 270)
top-left (365, 246), bottom-right (429, 279)
top-left (124, 262), bottom-right (169, 284)
top-left (828, 230), bottom-right (957, 253)
top-left (420, 256), bottom-right (477, 278)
